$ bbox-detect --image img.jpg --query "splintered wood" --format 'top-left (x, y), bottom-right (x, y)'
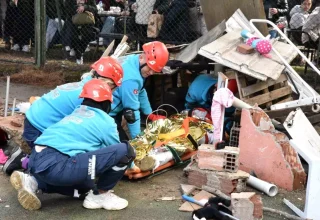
top-left (234, 71), bottom-right (293, 109)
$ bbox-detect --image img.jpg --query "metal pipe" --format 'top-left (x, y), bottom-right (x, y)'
top-left (11, 98), bottom-right (16, 116)
top-left (4, 75), bottom-right (10, 117)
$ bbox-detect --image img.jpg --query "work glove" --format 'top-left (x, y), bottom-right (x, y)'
top-left (148, 114), bottom-right (166, 121)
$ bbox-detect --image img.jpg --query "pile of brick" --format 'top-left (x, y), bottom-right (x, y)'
top-left (184, 144), bottom-right (249, 195)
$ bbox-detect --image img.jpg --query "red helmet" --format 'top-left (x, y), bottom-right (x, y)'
top-left (80, 79), bottom-right (113, 102)
top-left (227, 79), bottom-right (238, 94)
top-left (91, 57), bottom-right (123, 86)
top-left (142, 41), bottom-right (169, 72)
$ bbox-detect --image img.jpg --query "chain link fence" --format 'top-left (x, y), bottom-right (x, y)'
top-left (0, 0), bottom-right (35, 64)
top-left (45, 0), bottom-right (207, 65)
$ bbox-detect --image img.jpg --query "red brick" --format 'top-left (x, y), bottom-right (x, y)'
top-left (231, 192), bottom-right (263, 220)
top-left (237, 44), bottom-right (255, 54)
top-left (250, 194), bottom-right (263, 219)
top-left (197, 145), bottom-right (239, 173)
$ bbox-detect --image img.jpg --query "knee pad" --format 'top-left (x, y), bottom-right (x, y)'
top-left (118, 141), bottom-right (136, 166)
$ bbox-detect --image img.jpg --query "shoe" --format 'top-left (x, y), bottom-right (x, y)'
top-left (22, 45), bottom-right (30, 52)
top-left (3, 147), bottom-right (24, 175)
top-left (11, 44), bottom-right (20, 51)
top-left (83, 190), bottom-right (128, 210)
top-left (85, 45), bottom-right (90, 52)
top-left (70, 48), bottom-right (75, 56)
top-left (10, 171), bottom-right (41, 210)
top-left (65, 46), bottom-right (71, 51)
top-left (76, 56), bottom-right (83, 65)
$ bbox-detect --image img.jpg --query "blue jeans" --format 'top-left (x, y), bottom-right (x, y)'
top-left (100, 16), bottom-right (115, 46)
top-left (22, 118), bottom-right (42, 150)
top-left (28, 143), bottom-right (129, 196)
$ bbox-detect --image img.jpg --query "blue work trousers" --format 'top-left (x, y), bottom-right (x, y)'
top-left (22, 118), bottom-right (42, 150)
top-left (28, 143), bottom-right (128, 197)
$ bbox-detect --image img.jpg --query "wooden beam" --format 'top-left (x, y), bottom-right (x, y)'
top-left (241, 74), bottom-right (288, 97)
top-left (244, 86), bottom-right (292, 106)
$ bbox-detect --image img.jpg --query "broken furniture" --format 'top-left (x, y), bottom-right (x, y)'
top-left (248, 19), bottom-right (320, 113)
top-left (235, 72), bottom-right (293, 109)
top-left (283, 108), bottom-right (320, 220)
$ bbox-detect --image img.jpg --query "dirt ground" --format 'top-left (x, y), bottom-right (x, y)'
top-left (0, 81), bottom-right (309, 220)
top-left (0, 47), bottom-right (314, 219)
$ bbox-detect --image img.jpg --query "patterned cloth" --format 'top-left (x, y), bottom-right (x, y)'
top-left (289, 5), bottom-right (309, 29)
top-left (302, 7), bottom-right (320, 43)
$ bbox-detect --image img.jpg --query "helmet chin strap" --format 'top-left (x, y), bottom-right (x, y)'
top-left (139, 63), bottom-right (147, 72)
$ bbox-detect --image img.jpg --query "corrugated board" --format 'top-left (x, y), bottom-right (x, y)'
top-left (198, 30), bottom-right (298, 81)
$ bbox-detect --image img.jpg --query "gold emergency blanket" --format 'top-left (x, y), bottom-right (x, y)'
top-left (129, 114), bottom-right (213, 161)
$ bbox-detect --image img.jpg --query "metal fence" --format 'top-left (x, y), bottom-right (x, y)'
top-left (0, 0), bottom-right (36, 64)
top-left (0, 0), bottom-right (206, 66)
top-left (3, 0), bottom-right (320, 68)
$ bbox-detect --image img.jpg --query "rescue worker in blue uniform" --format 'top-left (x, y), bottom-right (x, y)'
top-left (10, 79), bottom-right (136, 211)
top-left (110, 41), bottom-right (170, 140)
top-left (184, 74), bottom-right (238, 137)
top-left (185, 74), bottom-right (218, 111)
top-left (22, 56), bottom-right (123, 151)
top-left (3, 57), bottom-right (123, 176)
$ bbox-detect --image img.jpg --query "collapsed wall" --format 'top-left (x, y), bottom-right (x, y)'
top-left (238, 108), bottom-right (306, 191)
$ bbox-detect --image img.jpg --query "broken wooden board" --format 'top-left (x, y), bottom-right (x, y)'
top-left (198, 30), bottom-right (298, 81)
top-left (235, 72), bottom-right (293, 109)
top-left (179, 190), bottom-right (214, 212)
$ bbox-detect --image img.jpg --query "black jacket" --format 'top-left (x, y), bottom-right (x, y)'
top-left (153, 0), bottom-right (171, 14)
top-left (47, 0), bottom-right (65, 20)
top-left (264, 0), bottom-right (289, 22)
top-left (64, 0), bottom-right (97, 20)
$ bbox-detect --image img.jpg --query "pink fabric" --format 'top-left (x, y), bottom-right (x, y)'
top-left (211, 88), bottom-right (234, 141)
top-left (256, 40), bottom-right (272, 55)
top-left (0, 149), bottom-right (8, 164)
top-left (246, 37), bottom-right (259, 46)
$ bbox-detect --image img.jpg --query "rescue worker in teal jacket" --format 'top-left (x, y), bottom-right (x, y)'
top-left (110, 41), bottom-right (170, 140)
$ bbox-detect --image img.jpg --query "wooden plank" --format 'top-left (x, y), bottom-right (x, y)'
top-left (244, 86), bottom-right (292, 106)
top-left (241, 74), bottom-right (288, 97)
top-left (235, 72), bottom-right (246, 99)
top-left (275, 96), bottom-right (293, 104)
top-left (308, 114), bottom-right (320, 125)
top-left (266, 106), bottom-right (315, 119)
top-left (200, 0), bottom-right (268, 35)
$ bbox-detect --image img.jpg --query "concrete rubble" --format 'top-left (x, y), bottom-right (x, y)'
top-left (231, 192), bottom-right (263, 220)
top-left (184, 155), bottom-right (249, 195)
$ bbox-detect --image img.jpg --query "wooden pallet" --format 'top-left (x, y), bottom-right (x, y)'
top-left (235, 72), bottom-right (293, 109)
